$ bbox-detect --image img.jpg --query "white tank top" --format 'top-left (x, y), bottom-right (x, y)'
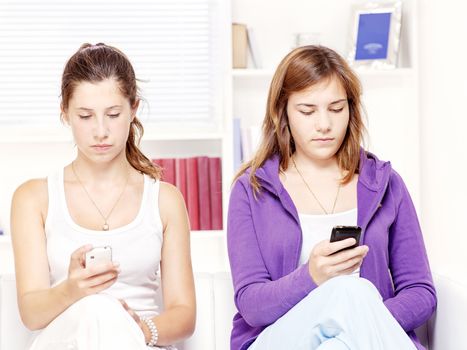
top-left (298, 208), bottom-right (359, 277)
top-left (45, 169), bottom-right (163, 318)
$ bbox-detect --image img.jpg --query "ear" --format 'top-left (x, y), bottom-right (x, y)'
top-left (131, 99), bottom-right (140, 121)
top-left (60, 104), bottom-right (70, 125)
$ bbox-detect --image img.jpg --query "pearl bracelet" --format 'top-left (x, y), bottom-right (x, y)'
top-left (142, 317), bottom-right (159, 347)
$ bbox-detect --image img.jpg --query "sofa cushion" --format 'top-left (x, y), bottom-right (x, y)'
top-left (0, 274), bottom-right (34, 350)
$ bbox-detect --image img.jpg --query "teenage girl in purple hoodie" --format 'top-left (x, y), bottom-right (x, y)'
top-left (227, 45), bottom-right (436, 350)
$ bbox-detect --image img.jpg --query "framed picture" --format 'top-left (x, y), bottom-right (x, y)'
top-left (347, 1), bottom-right (402, 69)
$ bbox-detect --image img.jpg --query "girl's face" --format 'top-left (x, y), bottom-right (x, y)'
top-left (286, 76), bottom-right (349, 163)
top-left (63, 78), bottom-right (137, 164)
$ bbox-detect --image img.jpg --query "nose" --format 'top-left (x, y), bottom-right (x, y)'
top-left (315, 110), bottom-right (331, 133)
top-left (94, 116), bottom-right (109, 140)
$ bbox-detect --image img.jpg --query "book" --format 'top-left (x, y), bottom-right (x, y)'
top-left (209, 157), bottom-right (223, 230)
top-left (161, 158), bottom-right (176, 185)
top-left (232, 23), bottom-right (248, 68)
top-left (233, 117), bottom-right (243, 171)
top-left (247, 26), bottom-right (262, 68)
top-left (152, 158), bottom-right (175, 185)
top-left (175, 158), bottom-right (188, 206)
top-left (197, 156), bottom-right (212, 230)
top-left (241, 125), bottom-right (262, 163)
top-left (186, 157), bottom-right (200, 231)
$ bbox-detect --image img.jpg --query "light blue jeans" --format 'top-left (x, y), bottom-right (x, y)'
top-left (249, 276), bottom-right (416, 350)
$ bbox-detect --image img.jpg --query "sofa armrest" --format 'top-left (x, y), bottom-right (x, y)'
top-left (177, 271), bottom-right (216, 350)
top-left (213, 271), bottom-right (236, 350)
top-left (428, 272), bottom-right (467, 350)
top-left (0, 274), bottom-right (34, 350)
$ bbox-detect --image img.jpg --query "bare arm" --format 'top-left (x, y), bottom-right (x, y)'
top-left (11, 179), bottom-right (119, 330)
top-left (143, 182), bottom-right (196, 346)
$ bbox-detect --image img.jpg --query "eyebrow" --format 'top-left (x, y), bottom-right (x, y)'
top-left (76, 105), bottom-right (122, 111)
top-left (296, 99), bottom-right (347, 107)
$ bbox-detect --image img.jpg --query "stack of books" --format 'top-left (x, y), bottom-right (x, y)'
top-left (152, 157), bottom-right (222, 231)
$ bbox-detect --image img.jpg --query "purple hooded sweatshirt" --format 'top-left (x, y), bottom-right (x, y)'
top-left (227, 151), bottom-right (436, 350)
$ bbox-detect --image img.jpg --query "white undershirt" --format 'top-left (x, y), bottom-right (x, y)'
top-left (298, 208), bottom-right (359, 276)
top-left (45, 169), bottom-right (164, 318)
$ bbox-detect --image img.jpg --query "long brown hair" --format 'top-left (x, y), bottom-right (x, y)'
top-left (234, 45), bottom-right (366, 195)
top-left (61, 43), bottom-right (161, 180)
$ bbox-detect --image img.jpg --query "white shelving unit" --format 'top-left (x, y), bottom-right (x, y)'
top-left (0, 0), bottom-right (420, 274)
top-left (0, 235), bottom-right (11, 244)
top-left (231, 0), bottom-right (420, 210)
top-left (0, 235), bottom-right (13, 274)
top-left (0, 1), bottom-right (234, 274)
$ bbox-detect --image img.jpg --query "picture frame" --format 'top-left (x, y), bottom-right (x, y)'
top-left (347, 1), bottom-right (402, 69)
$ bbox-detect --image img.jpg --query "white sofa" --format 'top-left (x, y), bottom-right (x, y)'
top-left (1, 271), bottom-right (466, 350)
top-left (0, 271), bottom-right (236, 350)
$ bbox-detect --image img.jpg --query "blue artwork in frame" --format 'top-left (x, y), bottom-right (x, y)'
top-left (355, 12), bottom-right (392, 60)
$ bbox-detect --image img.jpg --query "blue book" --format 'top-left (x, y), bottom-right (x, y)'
top-left (233, 117), bottom-right (243, 171)
top-left (355, 12), bottom-right (392, 60)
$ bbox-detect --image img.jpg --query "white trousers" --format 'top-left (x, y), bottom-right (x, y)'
top-left (28, 294), bottom-right (173, 350)
top-left (249, 276), bottom-right (417, 350)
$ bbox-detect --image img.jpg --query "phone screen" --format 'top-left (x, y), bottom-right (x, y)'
top-left (330, 226), bottom-right (361, 253)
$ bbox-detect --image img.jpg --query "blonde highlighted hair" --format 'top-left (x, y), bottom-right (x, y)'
top-left (234, 45), bottom-right (366, 195)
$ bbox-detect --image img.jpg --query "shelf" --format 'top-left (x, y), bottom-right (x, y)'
top-left (0, 126), bottom-right (73, 143)
top-left (0, 126), bottom-right (225, 144)
top-left (190, 230), bottom-right (224, 239)
top-left (0, 235), bottom-right (11, 245)
top-left (356, 67), bottom-right (415, 78)
top-left (232, 67), bottom-right (415, 80)
top-left (141, 130), bottom-right (224, 142)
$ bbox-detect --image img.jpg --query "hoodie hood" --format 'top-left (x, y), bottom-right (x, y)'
top-left (251, 148), bottom-right (392, 196)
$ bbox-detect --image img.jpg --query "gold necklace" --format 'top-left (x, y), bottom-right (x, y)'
top-left (71, 161), bottom-right (130, 231)
top-left (291, 157), bottom-right (341, 215)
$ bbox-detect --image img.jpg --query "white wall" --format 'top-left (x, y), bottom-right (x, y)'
top-left (233, 0), bottom-right (421, 208)
top-left (2, 1), bottom-right (464, 284)
top-left (0, 141), bottom-right (75, 235)
top-left (419, 2), bottom-right (467, 279)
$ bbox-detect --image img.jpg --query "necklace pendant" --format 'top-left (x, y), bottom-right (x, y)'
top-left (102, 223), bottom-right (109, 231)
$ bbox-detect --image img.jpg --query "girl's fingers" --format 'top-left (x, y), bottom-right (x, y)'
top-left (69, 244), bottom-right (93, 269)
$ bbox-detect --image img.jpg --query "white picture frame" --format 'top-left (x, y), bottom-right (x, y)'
top-left (347, 1), bottom-right (402, 69)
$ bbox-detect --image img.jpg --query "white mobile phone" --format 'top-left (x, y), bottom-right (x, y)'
top-left (85, 246), bottom-right (112, 268)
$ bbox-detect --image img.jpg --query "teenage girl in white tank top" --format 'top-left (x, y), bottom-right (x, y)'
top-left (10, 43), bottom-right (195, 350)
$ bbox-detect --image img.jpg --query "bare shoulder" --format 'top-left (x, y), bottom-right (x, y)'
top-left (158, 181), bottom-right (185, 206)
top-left (158, 181), bottom-right (188, 229)
top-left (12, 178), bottom-right (48, 209)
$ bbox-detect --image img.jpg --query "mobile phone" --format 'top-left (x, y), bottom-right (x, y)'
top-left (330, 226), bottom-right (362, 253)
top-left (85, 246), bottom-right (112, 268)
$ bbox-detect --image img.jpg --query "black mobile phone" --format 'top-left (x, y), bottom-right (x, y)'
top-left (330, 226), bottom-right (362, 253)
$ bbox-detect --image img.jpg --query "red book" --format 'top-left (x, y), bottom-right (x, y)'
top-left (160, 158), bottom-right (176, 185)
top-left (208, 157), bottom-right (223, 230)
top-left (152, 158), bottom-right (175, 185)
top-left (175, 158), bottom-right (188, 206)
top-left (152, 158), bottom-right (162, 167)
top-left (197, 156), bottom-right (211, 230)
top-left (152, 158), bottom-right (163, 179)
top-left (186, 157), bottom-right (200, 231)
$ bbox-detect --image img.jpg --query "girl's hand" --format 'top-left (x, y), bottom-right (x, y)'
top-left (308, 238), bottom-right (369, 285)
top-left (119, 299), bottom-right (150, 343)
top-left (65, 244), bottom-right (120, 300)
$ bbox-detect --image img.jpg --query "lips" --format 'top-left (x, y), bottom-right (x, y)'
top-left (313, 138), bottom-right (334, 142)
top-left (92, 144), bottom-right (112, 151)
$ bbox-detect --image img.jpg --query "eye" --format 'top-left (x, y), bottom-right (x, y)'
top-left (108, 113), bottom-right (120, 118)
top-left (330, 107), bottom-right (344, 113)
top-left (79, 115), bottom-right (92, 119)
top-left (299, 110), bottom-right (314, 116)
